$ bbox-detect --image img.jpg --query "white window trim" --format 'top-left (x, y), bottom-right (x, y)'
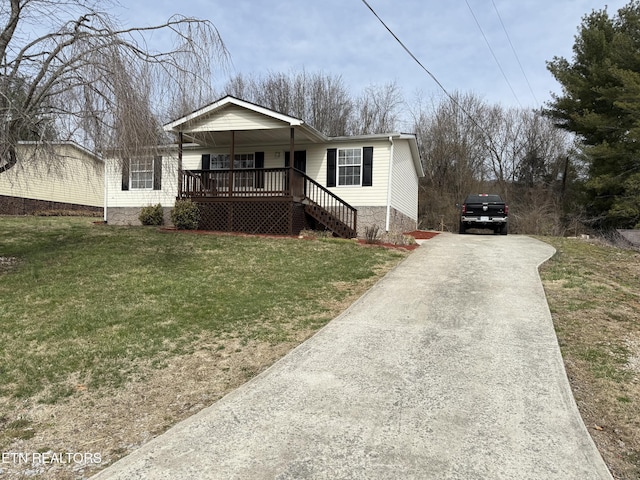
top-left (337, 147), bottom-right (362, 187)
top-left (130, 157), bottom-right (154, 190)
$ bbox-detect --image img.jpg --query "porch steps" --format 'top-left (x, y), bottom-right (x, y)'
top-left (304, 201), bottom-right (356, 239)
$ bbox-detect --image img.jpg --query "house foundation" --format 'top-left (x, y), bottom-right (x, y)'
top-left (0, 195), bottom-right (101, 216)
top-left (355, 206), bottom-right (417, 237)
top-left (107, 207), bottom-right (173, 226)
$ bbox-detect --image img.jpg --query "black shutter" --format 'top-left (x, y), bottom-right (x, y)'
top-left (326, 148), bottom-right (337, 187)
top-left (201, 154), bottom-right (211, 170)
top-left (284, 151), bottom-right (290, 167)
top-left (255, 151), bottom-right (264, 188)
top-left (153, 156), bottom-right (162, 190)
top-left (121, 158), bottom-right (129, 191)
top-left (362, 147), bottom-right (373, 186)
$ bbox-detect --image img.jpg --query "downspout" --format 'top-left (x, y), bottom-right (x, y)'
top-left (178, 132), bottom-right (183, 198)
top-left (385, 136), bottom-right (394, 232)
top-left (103, 159), bottom-right (107, 223)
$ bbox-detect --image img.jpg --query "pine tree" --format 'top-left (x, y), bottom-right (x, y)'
top-left (546, 1), bottom-right (640, 228)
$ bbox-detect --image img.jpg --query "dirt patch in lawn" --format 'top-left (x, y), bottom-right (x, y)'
top-left (0, 332), bottom-right (315, 479)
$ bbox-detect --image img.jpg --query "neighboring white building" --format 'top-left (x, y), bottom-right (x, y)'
top-left (105, 96), bottom-right (423, 237)
top-left (0, 142), bottom-right (103, 215)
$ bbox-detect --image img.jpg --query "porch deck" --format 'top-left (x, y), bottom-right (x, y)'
top-left (179, 168), bottom-right (357, 238)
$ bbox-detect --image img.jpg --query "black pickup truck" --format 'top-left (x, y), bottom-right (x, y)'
top-left (459, 194), bottom-right (508, 235)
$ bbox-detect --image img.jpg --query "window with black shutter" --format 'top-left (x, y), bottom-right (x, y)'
top-left (121, 158), bottom-right (129, 191)
top-left (326, 148), bottom-right (337, 187)
top-left (153, 156), bottom-right (162, 190)
top-left (255, 151), bottom-right (264, 188)
top-left (362, 147), bottom-right (373, 187)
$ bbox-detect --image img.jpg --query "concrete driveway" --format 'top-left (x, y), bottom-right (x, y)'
top-left (92, 234), bottom-right (613, 480)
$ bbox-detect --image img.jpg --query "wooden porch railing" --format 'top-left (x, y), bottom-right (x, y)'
top-left (180, 168), bottom-right (289, 198)
top-left (180, 168), bottom-right (357, 237)
top-left (296, 171), bottom-right (357, 237)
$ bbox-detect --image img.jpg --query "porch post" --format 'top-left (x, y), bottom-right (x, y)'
top-left (178, 131), bottom-right (183, 198)
top-left (229, 130), bottom-right (235, 198)
top-left (289, 127), bottom-right (294, 195)
top-left (289, 126), bottom-right (295, 234)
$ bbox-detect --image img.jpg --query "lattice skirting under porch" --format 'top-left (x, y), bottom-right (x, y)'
top-left (194, 198), bottom-right (309, 236)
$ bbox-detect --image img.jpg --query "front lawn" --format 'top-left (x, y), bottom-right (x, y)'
top-left (0, 217), bottom-right (406, 477)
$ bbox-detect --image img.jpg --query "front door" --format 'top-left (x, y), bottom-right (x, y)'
top-left (285, 150), bottom-right (306, 196)
top-left (285, 150), bottom-right (306, 173)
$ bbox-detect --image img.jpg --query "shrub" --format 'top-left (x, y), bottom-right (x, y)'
top-left (139, 204), bottom-right (164, 226)
top-left (364, 224), bottom-right (381, 244)
top-left (171, 199), bottom-right (200, 230)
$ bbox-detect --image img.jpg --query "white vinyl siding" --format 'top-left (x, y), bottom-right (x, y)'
top-left (319, 141), bottom-right (390, 207)
top-left (105, 139), bottom-right (420, 220)
top-left (390, 140), bottom-right (419, 221)
top-left (0, 143), bottom-right (103, 207)
top-left (105, 154), bottom-right (177, 208)
top-left (188, 105), bottom-right (286, 132)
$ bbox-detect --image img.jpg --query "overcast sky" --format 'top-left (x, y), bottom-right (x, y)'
top-left (114, 0), bottom-right (627, 116)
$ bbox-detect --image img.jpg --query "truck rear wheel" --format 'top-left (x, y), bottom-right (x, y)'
top-left (500, 223), bottom-right (508, 235)
top-left (459, 221), bottom-right (466, 234)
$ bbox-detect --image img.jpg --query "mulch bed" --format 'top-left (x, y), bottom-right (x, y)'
top-left (146, 227), bottom-right (439, 251)
top-left (404, 230), bottom-right (440, 240)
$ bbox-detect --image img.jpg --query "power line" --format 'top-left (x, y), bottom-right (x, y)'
top-left (491, 0), bottom-right (539, 106)
top-left (359, 0), bottom-right (496, 147)
top-left (359, 0), bottom-right (450, 102)
top-left (465, 0), bottom-right (522, 108)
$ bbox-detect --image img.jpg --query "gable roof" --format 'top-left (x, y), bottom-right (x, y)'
top-left (163, 95), bottom-right (328, 146)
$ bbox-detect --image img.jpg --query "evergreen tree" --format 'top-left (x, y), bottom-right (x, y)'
top-left (546, 1), bottom-right (640, 228)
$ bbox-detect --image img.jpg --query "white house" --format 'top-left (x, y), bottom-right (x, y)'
top-left (0, 141), bottom-right (103, 215)
top-left (105, 96), bottom-right (423, 237)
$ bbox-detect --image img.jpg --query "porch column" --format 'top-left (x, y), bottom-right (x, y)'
top-left (178, 131), bottom-right (183, 198)
top-left (229, 130), bottom-right (235, 198)
top-left (289, 127), bottom-right (294, 195)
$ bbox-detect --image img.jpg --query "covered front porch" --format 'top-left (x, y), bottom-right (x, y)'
top-left (178, 166), bottom-right (357, 238)
top-left (166, 97), bottom-right (357, 238)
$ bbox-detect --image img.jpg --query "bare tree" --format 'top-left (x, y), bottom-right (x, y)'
top-left (223, 72), bottom-right (404, 137)
top-left (411, 92), bottom-right (488, 229)
top-left (350, 82), bottom-right (403, 135)
top-left (413, 92), bottom-right (574, 233)
top-left (0, 0), bottom-right (228, 172)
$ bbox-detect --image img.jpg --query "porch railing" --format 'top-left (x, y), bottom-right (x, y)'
top-left (180, 167), bottom-right (357, 236)
top-left (180, 168), bottom-right (289, 198)
top-left (298, 172), bottom-right (357, 236)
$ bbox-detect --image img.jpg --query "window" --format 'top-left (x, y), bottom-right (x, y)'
top-left (121, 157), bottom-right (161, 191)
top-left (210, 154), bottom-right (229, 169)
top-left (326, 147), bottom-right (372, 188)
top-left (130, 157), bottom-right (154, 189)
top-left (338, 148), bottom-right (362, 186)
top-left (209, 153), bottom-right (255, 188)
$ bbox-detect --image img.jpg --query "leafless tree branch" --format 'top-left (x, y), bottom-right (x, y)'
top-left (1, 0), bottom-right (228, 172)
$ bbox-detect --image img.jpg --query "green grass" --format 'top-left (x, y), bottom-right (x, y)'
top-left (0, 216), bottom-right (405, 402)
